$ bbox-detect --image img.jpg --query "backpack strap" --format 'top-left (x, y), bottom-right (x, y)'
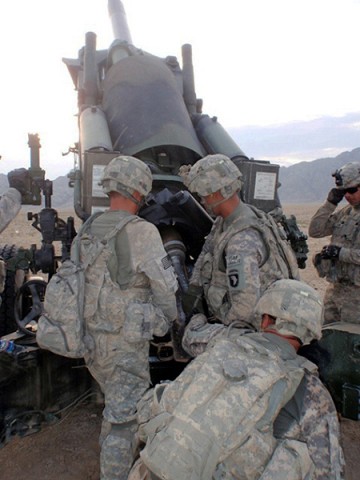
top-left (71, 211), bottom-right (103, 265)
top-left (103, 215), bottom-right (139, 243)
top-left (72, 213), bottom-right (139, 269)
top-left (70, 214), bottom-right (139, 355)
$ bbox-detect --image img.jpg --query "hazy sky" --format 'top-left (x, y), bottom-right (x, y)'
top-left (1, 0), bottom-right (360, 178)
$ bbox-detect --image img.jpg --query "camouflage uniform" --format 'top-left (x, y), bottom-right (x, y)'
top-left (190, 201), bottom-right (299, 326)
top-left (270, 334), bottom-right (344, 480)
top-left (82, 156), bottom-right (178, 480)
top-left (128, 279), bottom-right (344, 480)
top-left (132, 330), bottom-right (306, 479)
top-left (129, 331), bottom-right (344, 480)
top-left (180, 154), bottom-right (298, 327)
top-left (0, 187), bottom-right (21, 233)
top-left (86, 209), bottom-right (177, 480)
top-left (0, 188), bottom-right (21, 298)
top-left (309, 162), bottom-right (360, 324)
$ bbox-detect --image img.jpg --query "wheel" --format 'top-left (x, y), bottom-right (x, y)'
top-left (0, 244), bottom-right (19, 336)
top-left (14, 278), bottom-right (47, 336)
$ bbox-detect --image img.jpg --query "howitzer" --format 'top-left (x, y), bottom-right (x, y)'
top-left (7, 0), bottom-right (352, 450)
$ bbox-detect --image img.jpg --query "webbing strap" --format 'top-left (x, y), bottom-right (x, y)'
top-left (73, 213), bottom-right (138, 269)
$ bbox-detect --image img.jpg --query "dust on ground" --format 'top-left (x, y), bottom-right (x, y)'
top-left (0, 205), bottom-right (359, 480)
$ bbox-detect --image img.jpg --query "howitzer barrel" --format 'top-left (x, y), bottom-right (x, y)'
top-left (194, 114), bottom-right (249, 161)
top-left (108, 0), bottom-right (132, 43)
top-left (182, 44), bottom-right (197, 115)
top-left (83, 32), bottom-right (99, 106)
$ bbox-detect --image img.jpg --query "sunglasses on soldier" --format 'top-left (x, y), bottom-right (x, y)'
top-left (344, 186), bottom-right (359, 194)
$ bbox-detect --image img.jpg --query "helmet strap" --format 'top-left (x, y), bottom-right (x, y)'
top-left (109, 187), bottom-right (143, 208)
top-left (201, 188), bottom-right (240, 215)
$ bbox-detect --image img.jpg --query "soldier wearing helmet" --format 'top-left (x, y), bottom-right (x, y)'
top-left (83, 155), bottom-right (178, 480)
top-left (179, 153), bottom-right (299, 328)
top-left (309, 161), bottom-right (360, 324)
top-left (258, 280), bottom-right (344, 480)
top-left (254, 278), bottom-right (323, 345)
top-left (128, 279), bottom-right (344, 480)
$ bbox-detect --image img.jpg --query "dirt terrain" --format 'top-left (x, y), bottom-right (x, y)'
top-left (0, 204), bottom-right (359, 479)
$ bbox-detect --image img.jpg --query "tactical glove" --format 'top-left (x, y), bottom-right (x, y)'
top-left (320, 245), bottom-right (341, 260)
top-left (7, 168), bottom-right (31, 198)
top-left (181, 284), bottom-right (204, 315)
top-left (327, 188), bottom-right (345, 206)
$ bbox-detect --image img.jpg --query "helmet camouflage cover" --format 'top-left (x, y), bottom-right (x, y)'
top-left (100, 155), bottom-right (153, 197)
top-left (254, 279), bottom-right (323, 345)
top-left (179, 154), bottom-right (243, 199)
top-left (332, 162), bottom-right (360, 189)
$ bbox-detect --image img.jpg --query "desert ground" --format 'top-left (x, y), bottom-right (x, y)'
top-left (0, 204), bottom-right (358, 479)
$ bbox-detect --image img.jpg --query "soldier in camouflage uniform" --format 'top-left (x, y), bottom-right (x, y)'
top-left (309, 162), bottom-right (360, 324)
top-left (256, 280), bottom-right (344, 480)
top-left (0, 170), bottom-right (28, 297)
top-left (0, 187), bottom-right (21, 234)
top-left (128, 279), bottom-right (344, 480)
top-left (179, 154), bottom-right (299, 328)
top-left (83, 156), bottom-right (178, 480)
top-left (0, 187), bottom-right (22, 297)
top-left (1, 166), bottom-right (40, 232)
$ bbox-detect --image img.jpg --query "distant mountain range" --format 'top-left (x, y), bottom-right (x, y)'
top-left (228, 112), bottom-right (360, 167)
top-left (278, 147), bottom-right (360, 203)
top-left (1, 147), bottom-right (360, 208)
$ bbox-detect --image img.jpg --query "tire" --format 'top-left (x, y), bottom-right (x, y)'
top-left (0, 244), bottom-right (19, 336)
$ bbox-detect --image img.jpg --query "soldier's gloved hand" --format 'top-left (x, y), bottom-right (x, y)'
top-left (181, 284), bottom-right (204, 315)
top-left (320, 245), bottom-right (341, 260)
top-left (327, 188), bottom-right (345, 205)
top-left (7, 168), bottom-right (30, 198)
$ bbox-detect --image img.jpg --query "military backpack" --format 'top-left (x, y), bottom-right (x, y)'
top-left (36, 213), bottom-right (137, 358)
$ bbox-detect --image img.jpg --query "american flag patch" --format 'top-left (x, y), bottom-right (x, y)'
top-left (161, 255), bottom-right (172, 270)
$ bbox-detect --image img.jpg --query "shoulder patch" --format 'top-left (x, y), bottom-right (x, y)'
top-left (228, 269), bottom-right (239, 288)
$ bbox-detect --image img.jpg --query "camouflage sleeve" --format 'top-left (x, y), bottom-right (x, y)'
top-left (132, 222), bottom-right (178, 323)
top-left (308, 201), bottom-right (338, 238)
top-left (0, 188), bottom-right (21, 233)
top-left (295, 374), bottom-right (345, 479)
top-left (224, 228), bottom-right (267, 324)
top-left (339, 246), bottom-right (360, 265)
top-left (190, 220), bottom-right (218, 287)
top-left (182, 314), bottom-right (226, 357)
top-left (259, 438), bottom-right (315, 480)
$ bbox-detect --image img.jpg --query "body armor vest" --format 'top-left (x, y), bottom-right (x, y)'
top-left (315, 205), bottom-right (360, 285)
top-left (199, 205), bottom-right (299, 322)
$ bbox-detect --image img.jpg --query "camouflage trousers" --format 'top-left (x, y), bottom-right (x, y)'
top-left (86, 343), bottom-right (150, 480)
top-left (323, 283), bottom-right (360, 324)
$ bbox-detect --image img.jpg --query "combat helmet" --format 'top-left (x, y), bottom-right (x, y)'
top-left (181, 154), bottom-right (243, 199)
top-left (100, 155), bottom-right (152, 203)
top-left (332, 162), bottom-right (360, 189)
top-left (254, 279), bottom-right (323, 345)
